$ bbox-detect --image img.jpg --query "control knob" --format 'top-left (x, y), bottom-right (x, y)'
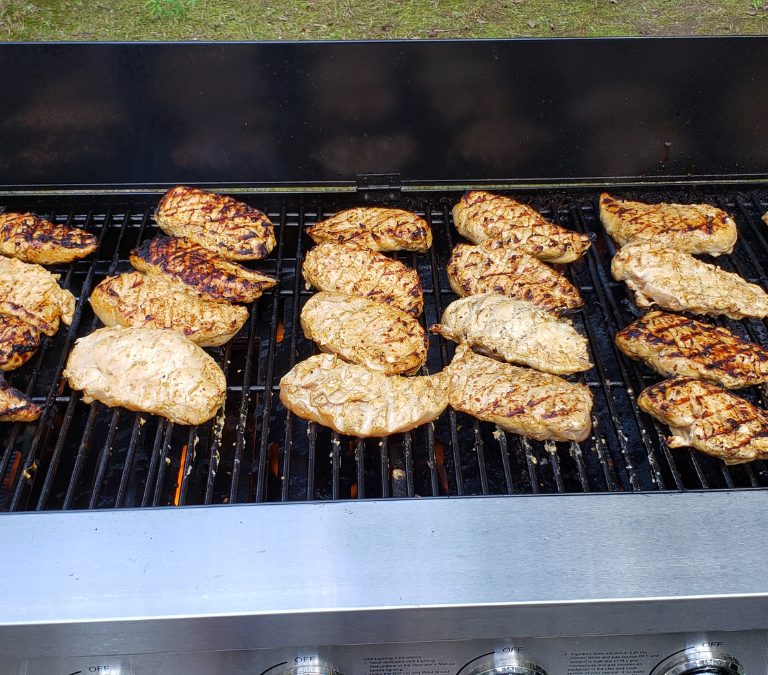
top-left (275, 661), bottom-right (342, 675)
top-left (650, 647), bottom-right (745, 675)
top-left (465, 653), bottom-right (548, 675)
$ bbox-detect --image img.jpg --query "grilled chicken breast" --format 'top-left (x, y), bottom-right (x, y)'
top-left (763, 211), bottom-right (768, 227)
top-left (431, 293), bottom-right (591, 375)
top-left (0, 316), bottom-right (40, 371)
top-left (0, 372), bottom-right (41, 422)
top-left (599, 193), bottom-right (737, 256)
top-left (64, 326), bottom-right (226, 426)
top-left (155, 186), bottom-right (275, 260)
top-left (447, 239), bottom-right (583, 314)
top-left (616, 310), bottom-right (768, 389)
top-left (638, 377), bottom-right (768, 465)
top-left (0, 212), bottom-right (98, 264)
top-left (611, 242), bottom-right (768, 320)
top-left (452, 191), bottom-right (592, 263)
top-left (303, 241), bottom-right (423, 316)
top-left (0, 257), bottom-right (75, 336)
top-left (301, 291), bottom-right (428, 376)
top-left (279, 353), bottom-right (449, 437)
top-left (307, 207), bottom-right (432, 253)
top-left (447, 343), bottom-right (593, 442)
top-left (129, 235), bottom-right (277, 304)
top-left (91, 272), bottom-right (249, 347)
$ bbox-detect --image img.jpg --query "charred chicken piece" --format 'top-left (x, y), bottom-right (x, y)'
top-left (129, 235), bottom-right (277, 304)
top-left (0, 211), bottom-right (98, 265)
top-left (446, 239), bottom-right (583, 314)
top-left (155, 186), bottom-right (275, 261)
top-left (611, 242), bottom-right (768, 320)
top-left (307, 207), bottom-right (432, 253)
top-left (64, 326), bottom-right (227, 426)
top-left (431, 293), bottom-right (591, 375)
top-left (447, 343), bottom-right (593, 442)
top-left (0, 316), bottom-right (40, 371)
top-left (302, 241), bottom-right (423, 316)
top-left (0, 372), bottom-right (41, 422)
top-left (90, 271), bottom-right (249, 348)
top-left (301, 291), bottom-right (428, 376)
top-left (279, 353), bottom-right (449, 437)
top-left (452, 191), bottom-right (592, 263)
top-left (599, 193), bottom-right (737, 256)
top-left (638, 377), bottom-right (768, 465)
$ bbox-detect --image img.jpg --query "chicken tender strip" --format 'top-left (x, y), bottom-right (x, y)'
top-left (0, 212), bottom-right (98, 265)
top-left (0, 372), bottom-right (41, 422)
top-left (279, 353), bottom-right (449, 437)
top-left (0, 316), bottom-right (40, 371)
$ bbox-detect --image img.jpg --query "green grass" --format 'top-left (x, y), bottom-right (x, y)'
top-left (1, 0), bottom-right (767, 41)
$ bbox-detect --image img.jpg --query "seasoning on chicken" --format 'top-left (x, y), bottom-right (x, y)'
top-left (0, 211), bottom-right (98, 264)
top-left (452, 191), bottom-right (593, 263)
top-left (300, 291), bottom-right (428, 376)
top-left (611, 242), bottom-right (768, 320)
top-left (431, 293), bottom-right (591, 375)
top-left (302, 241), bottom-right (423, 316)
top-left (616, 310), bottom-right (768, 389)
top-left (129, 235), bottom-right (277, 304)
top-left (155, 186), bottom-right (275, 260)
top-left (0, 256), bottom-right (75, 336)
top-left (306, 207), bottom-right (432, 253)
top-left (447, 343), bottom-right (593, 442)
top-left (446, 239), bottom-right (583, 314)
top-left (0, 316), bottom-right (40, 371)
top-left (90, 271), bottom-right (249, 347)
top-left (0, 372), bottom-right (41, 422)
top-left (64, 326), bottom-right (227, 426)
top-left (638, 377), bottom-right (768, 465)
top-left (279, 353), bottom-right (449, 437)
top-left (599, 193), bottom-right (737, 256)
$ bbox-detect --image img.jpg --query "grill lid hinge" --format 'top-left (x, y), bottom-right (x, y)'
top-left (356, 173), bottom-right (401, 202)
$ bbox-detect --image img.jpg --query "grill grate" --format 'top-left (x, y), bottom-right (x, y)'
top-left (1, 188), bottom-right (768, 511)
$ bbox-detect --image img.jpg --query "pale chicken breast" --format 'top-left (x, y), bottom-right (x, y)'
top-left (90, 272), bottom-right (249, 347)
top-left (300, 291), bottom-right (428, 376)
top-left (0, 316), bottom-right (40, 371)
top-left (64, 326), bottom-right (226, 426)
top-left (431, 293), bottom-right (591, 375)
top-left (279, 353), bottom-right (449, 437)
top-left (447, 343), bottom-right (593, 442)
top-left (611, 242), bottom-right (768, 320)
top-left (307, 207), bottom-right (432, 252)
top-left (638, 377), bottom-right (768, 465)
top-left (616, 310), bottom-right (768, 389)
top-left (599, 193), bottom-right (737, 256)
top-left (155, 186), bottom-right (275, 260)
top-left (302, 241), bottom-right (423, 316)
top-left (452, 191), bottom-right (592, 263)
top-left (447, 239), bottom-right (583, 314)
top-left (0, 372), bottom-right (41, 422)
top-left (130, 235), bottom-right (277, 304)
top-left (0, 256), bottom-right (75, 336)
top-left (0, 211), bottom-right (98, 264)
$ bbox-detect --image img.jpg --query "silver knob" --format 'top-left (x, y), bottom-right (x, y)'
top-left (465, 653), bottom-right (548, 675)
top-left (275, 664), bottom-right (342, 675)
top-left (650, 647), bottom-right (745, 675)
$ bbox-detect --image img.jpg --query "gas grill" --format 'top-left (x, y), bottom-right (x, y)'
top-left (2, 38), bottom-right (768, 675)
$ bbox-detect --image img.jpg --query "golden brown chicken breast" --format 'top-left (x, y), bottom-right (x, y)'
top-left (431, 293), bottom-right (591, 375)
top-left (638, 377), bottom-right (768, 465)
top-left (452, 191), bottom-right (592, 263)
top-left (0, 372), bottom-right (41, 422)
top-left (301, 291), bottom-right (428, 375)
top-left (155, 186), bottom-right (275, 260)
top-left (129, 235), bottom-right (277, 304)
top-left (0, 316), bottom-right (40, 371)
top-left (447, 343), bottom-right (593, 442)
top-left (302, 241), bottom-right (423, 316)
top-left (611, 242), bottom-right (768, 320)
top-left (447, 239), bottom-right (583, 314)
top-left (64, 326), bottom-right (227, 426)
top-left (0, 212), bottom-right (98, 264)
top-left (762, 211), bottom-right (768, 227)
top-left (599, 193), bottom-right (737, 256)
top-left (279, 353), bottom-right (449, 437)
top-left (307, 207), bottom-right (432, 252)
top-left (90, 272), bottom-right (249, 347)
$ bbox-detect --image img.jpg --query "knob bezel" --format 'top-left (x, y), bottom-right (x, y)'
top-left (650, 647), bottom-right (745, 675)
top-left (464, 654), bottom-right (548, 675)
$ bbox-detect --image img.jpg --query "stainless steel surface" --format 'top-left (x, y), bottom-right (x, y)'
top-left (650, 648), bottom-right (746, 675)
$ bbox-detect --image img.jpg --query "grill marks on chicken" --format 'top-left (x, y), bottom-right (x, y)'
top-left (0, 316), bottom-right (40, 371)
top-left (307, 207), bottom-right (432, 253)
top-left (0, 212), bottom-right (98, 264)
top-left (599, 193), bottom-right (737, 256)
top-left (452, 191), bottom-right (593, 263)
top-left (0, 372), bottom-right (41, 422)
top-left (155, 186), bottom-right (275, 260)
top-left (447, 344), bottom-right (593, 442)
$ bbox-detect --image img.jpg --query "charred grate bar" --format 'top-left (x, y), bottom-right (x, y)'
top-left (1, 188), bottom-right (768, 511)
